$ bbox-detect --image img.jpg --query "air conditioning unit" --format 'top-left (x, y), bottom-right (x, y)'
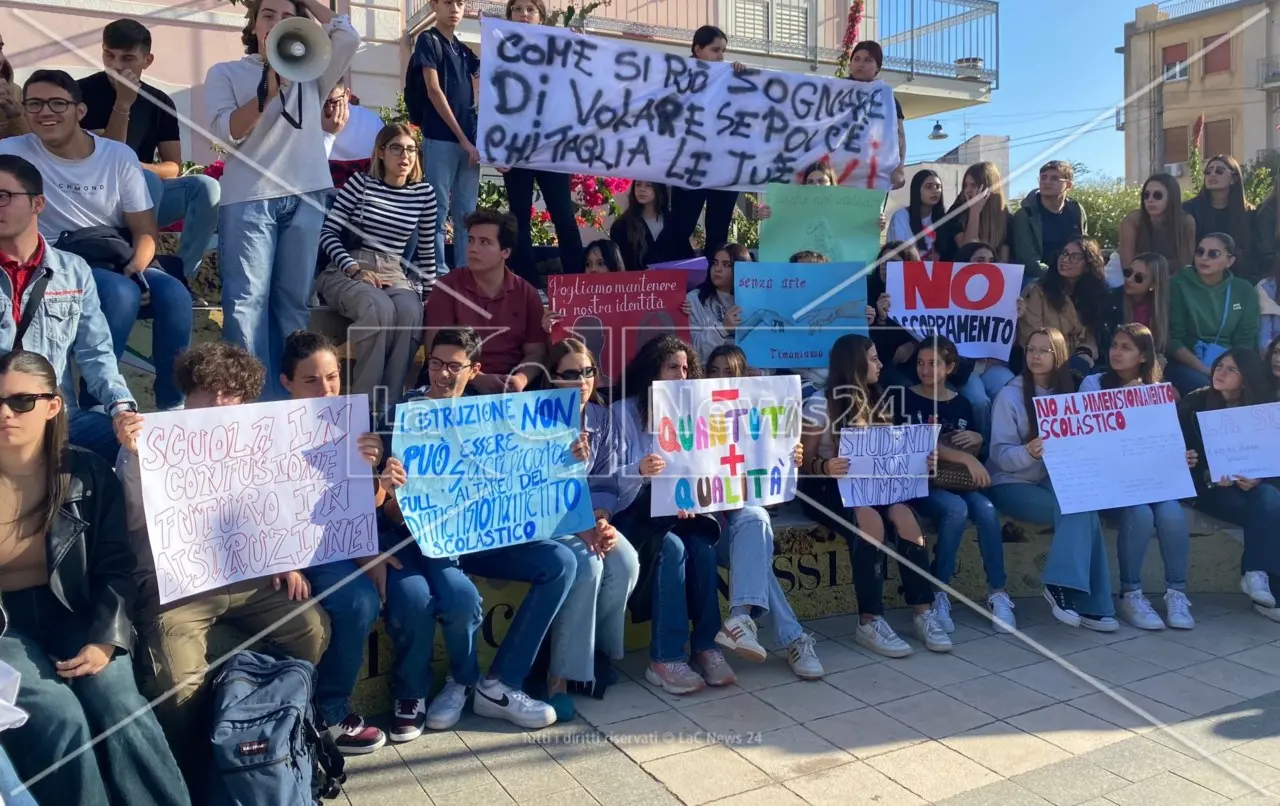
top-left (1164, 162), bottom-right (1186, 177)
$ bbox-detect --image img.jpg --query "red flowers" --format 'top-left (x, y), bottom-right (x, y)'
top-left (204, 160), bottom-right (225, 181)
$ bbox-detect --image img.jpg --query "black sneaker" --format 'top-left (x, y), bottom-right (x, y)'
top-left (390, 698), bottom-right (426, 743)
top-left (329, 713), bottom-right (386, 755)
top-left (1043, 586), bottom-right (1082, 628)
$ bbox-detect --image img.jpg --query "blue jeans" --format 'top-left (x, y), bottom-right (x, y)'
top-left (0, 744), bottom-right (35, 806)
top-left (218, 191), bottom-right (327, 400)
top-left (428, 540), bottom-right (576, 689)
top-left (986, 479), bottom-right (1113, 616)
top-left (305, 560), bottom-right (382, 725)
top-left (550, 535), bottom-right (640, 681)
top-left (650, 532), bottom-right (722, 663)
top-left (423, 139), bottom-right (480, 272)
top-left (1165, 361), bottom-right (1212, 396)
top-left (953, 372), bottom-right (991, 439)
top-left (716, 507), bottom-right (804, 646)
top-left (145, 172), bottom-right (221, 278)
top-left (381, 549), bottom-right (446, 701)
top-left (1110, 501), bottom-right (1190, 592)
top-left (981, 363), bottom-right (1016, 399)
top-left (68, 407), bottom-right (118, 463)
top-left (90, 266), bottom-right (192, 410)
top-left (913, 487), bottom-right (1006, 591)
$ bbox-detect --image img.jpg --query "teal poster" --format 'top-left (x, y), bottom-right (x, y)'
top-left (735, 262), bottom-right (868, 369)
top-left (758, 184), bottom-right (887, 264)
top-left (392, 390), bottom-right (594, 558)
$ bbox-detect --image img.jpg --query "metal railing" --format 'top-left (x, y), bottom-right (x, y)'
top-left (405, 0), bottom-right (999, 85)
top-left (1157, 0), bottom-right (1251, 21)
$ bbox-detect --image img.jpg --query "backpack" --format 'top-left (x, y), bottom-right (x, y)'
top-left (404, 31), bottom-right (444, 126)
top-left (207, 651), bottom-right (346, 806)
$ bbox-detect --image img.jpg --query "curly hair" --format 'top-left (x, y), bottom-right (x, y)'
top-left (174, 342), bottom-right (266, 401)
top-left (623, 334), bottom-right (701, 426)
top-left (240, 0), bottom-right (307, 55)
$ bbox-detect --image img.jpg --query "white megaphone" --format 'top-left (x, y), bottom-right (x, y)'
top-left (265, 17), bottom-right (331, 84)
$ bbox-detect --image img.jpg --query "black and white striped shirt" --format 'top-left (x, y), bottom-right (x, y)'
top-left (318, 172), bottom-right (440, 296)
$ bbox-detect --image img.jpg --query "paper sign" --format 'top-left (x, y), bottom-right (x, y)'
top-left (1196, 402), bottom-right (1280, 481)
top-left (136, 395), bottom-right (378, 604)
top-left (650, 257), bottom-right (709, 290)
top-left (759, 184), bottom-right (887, 264)
top-left (649, 375), bottom-right (802, 516)
top-left (1039, 384), bottom-right (1195, 514)
top-left (477, 18), bottom-right (901, 191)
top-left (392, 390), bottom-right (595, 558)
top-left (735, 262), bottom-right (868, 368)
top-left (837, 424), bottom-right (939, 507)
top-left (548, 271), bottom-right (690, 385)
top-left (886, 261), bottom-right (1025, 361)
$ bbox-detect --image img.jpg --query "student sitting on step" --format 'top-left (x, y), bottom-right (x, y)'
top-left (380, 326), bottom-right (576, 731)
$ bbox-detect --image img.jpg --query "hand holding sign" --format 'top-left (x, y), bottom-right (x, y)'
top-left (887, 261), bottom-right (1024, 361)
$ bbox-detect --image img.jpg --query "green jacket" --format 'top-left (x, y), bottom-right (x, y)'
top-left (1010, 190), bottom-right (1088, 283)
top-left (1167, 268), bottom-right (1260, 356)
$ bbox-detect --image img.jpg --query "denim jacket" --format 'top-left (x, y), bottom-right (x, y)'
top-left (0, 242), bottom-right (133, 411)
top-left (583, 401), bottom-right (621, 516)
top-left (609, 397), bottom-right (651, 515)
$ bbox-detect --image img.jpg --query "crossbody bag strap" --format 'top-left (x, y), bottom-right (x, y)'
top-left (1212, 283), bottom-right (1233, 343)
top-left (14, 271), bottom-right (51, 350)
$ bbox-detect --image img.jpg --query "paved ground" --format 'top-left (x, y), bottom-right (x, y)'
top-left (331, 593), bottom-right (1280, 805)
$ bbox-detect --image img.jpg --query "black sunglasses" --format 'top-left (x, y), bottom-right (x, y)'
top-left (1123, 268), bottom-right (1149, 283)
top-left (0, 393), bottom-right (57, 414)
top-left (1142, 190), bottom-right (1164, 201)
top-left (1195, 246), bottom-right (1228, 259)
top-left (556, 367), bottom-right (598, 381)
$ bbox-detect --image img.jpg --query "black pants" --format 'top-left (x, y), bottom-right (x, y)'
top-left (1195, 483), bottom-right (1280, 585)
top-left (799, 477), bottom-right (933, 616)
top-left (504, 168), bottom-right (583, 288)
top-left (659, 187), bottom-right (739, 261)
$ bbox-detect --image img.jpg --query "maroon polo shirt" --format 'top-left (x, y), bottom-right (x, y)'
top-left (424, 266), bottom-right (545, 375)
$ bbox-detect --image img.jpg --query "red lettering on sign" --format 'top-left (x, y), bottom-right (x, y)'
top-left (901, 262), bottom-right (1005, 311)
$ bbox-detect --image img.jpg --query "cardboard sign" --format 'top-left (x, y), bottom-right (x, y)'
top-left (735, 262), bottom-right (868, 369)
top-left (392, 390), bottom-right (595, 558)
top-left (838, 424), bottom-right (939, 507)
top-left (649, 375), bottom-right (802, 516)
top-left (759, 184), bottom-right (887, 264)
top-left (1196, 402), bottom-right (1280, 481)
top-left (136, 396), bottom-right (378, 604)
top-left (886, 261), bottom-right (1025, 360)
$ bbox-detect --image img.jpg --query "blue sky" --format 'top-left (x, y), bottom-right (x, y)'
top-left (901, 0), bottom-right (1134, 194)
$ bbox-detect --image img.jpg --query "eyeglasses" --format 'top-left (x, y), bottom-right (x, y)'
top-left (1204, 165), bottom-right (1230, 176)
top-left (22, 98), bottom-right (73, 114)
top-left (384, 144), bottom-right (419, 157)
top-left (555, 367), bottom-right (598, 381)
top-left (0, 393), bottom-right (56, 414)
top-left (1123, 268), bottom-right (1149, 283)
top-left (921, 182), bottom-right (943, 192)
top-left (1214, 363), bottom-right (1241, 376)
top-left (427, 358), bottom-right (472, 374)
top-left (1025, 346), bottom-right (1055, 357)
top-left (1195, 246), bottom-right (1227, 259)
top-left (0, 191), bottom-right (35, 208)
top-left (1142, 190), bottom-right (1165, 201)
top-left (1059, 252), bottom-right (1085, 264)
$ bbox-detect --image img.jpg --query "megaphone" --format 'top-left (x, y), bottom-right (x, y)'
top-left (265, 17), bottom-right (332, 84)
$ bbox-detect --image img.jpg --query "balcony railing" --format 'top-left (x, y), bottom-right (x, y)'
top-left (406, 0), bottom-right (999, 85)
top-left (1259, 56), bottom-right (1280, 88)
top-left (1156, 0), bottom-right (1246, 21)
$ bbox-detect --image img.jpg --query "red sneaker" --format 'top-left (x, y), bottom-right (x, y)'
top-left (391, 698), bottom-right (426, 743)
top-left (330, 714), bottom-right (386, 755)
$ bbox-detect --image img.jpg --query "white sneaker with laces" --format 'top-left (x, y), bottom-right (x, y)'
top-left (1118, 590), bottom-right (1165, 631)
top-left (715, 613), bottom-right (767, 662)
top-left (988, 592), bottom-right (1016, 634)
top-left (854, 617), bottom-right (912, 658)
top-left (786, 633), bottom-right (824, 679)
top-left (932, 591), bottom-right (955, 634)
top-left (1163, 590), bottom-right (1194, 630)
top-left (473, 678), bottom-right (556, 730)
top-left (914, 610), bottom-right (953, 652)
top-left (1242, 571), bottom-right (1276, 608)
top-left (425, 678), bottom-right (469, 731)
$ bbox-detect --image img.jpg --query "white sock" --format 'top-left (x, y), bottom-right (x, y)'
top-left (729, 605), bottom-right (752, 619)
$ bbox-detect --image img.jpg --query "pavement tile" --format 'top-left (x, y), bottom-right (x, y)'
top-left (395, 730), bottom-right (502, 797)
top-left (784, 760), bottom-right (927, 806)
top-left (804, 706), bottom-right (926, 759)
top-left (1013, 757), bottom-right (1130, 806)
top-left (876, 690), bottom-right (995, 739)
top-left (1006, 703), bottom-right (1133, 754)
top-left (825, 662), bottom-right (929, 705)
top-left (1226, 645), bottom-right (1280, 676)
top-left (729, 724), bottom-right (853, 781)
top-left (1109, 634), bottom-right (1217, 671)
top-left (1179, 660), bottom-right (1280, 699)
top-left (934, 779), bottom-right (1055, 806)
top-left (678, 692), bottom-right (795, 736)
top-left (1076, 735), bottom-right (1194, 782)
top-left (1173, 750), bottom-right (1280, 799)
top-left (753, 680), bottom-right (862, 723)
top-left (892, 651), bottom-right (990, 688)
top-left (1106, 770), bottom-right (1227, 805)
top-left (941, 721), bottom-right (1072, 777)
top-left (1124, 672), bottom-right (1246, 716)
top-left (951, 635), bottom-right (1046, 673)
top-left (1002, 661), bottom-right (1105, 701)
top-left (643, 744), bottom-right (772, 805)
top-left (945, 674), bottom-right (1058, 719)
top-left (706, 783), bottom-right (810, 806)
top-left (865, 740), bottom-right (1003, 802)
top-left (1057, 646), bottom-right (1165, 686)
top-left (602, 709), bottom-right (715, 764)
top-left (573, 681), bottom-right (670, 727)
top-left (1066, 690), bottom-right (1191, 734)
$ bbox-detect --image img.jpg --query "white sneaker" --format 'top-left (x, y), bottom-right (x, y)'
top-left (1163, 590), bottom-right (1195, 630)
top-left (1254, 604), bottom-right (1280, 622)
top-left (786, 633), bottom-right (824, 680)
top-left (988, 592), bottom-right (1016, 634)
top-left (1242, 571), bottom-right (1276, 608)
top-left (854, 617), bottom-right (913, 658)
top-left (1043, 587), bottom-right (1081, 628)
top-left (932, 591), bottom-right (955, 634)
top-left (716, 613), bottom-right (768, 663)
top-left (914, 610), bottom-right (953, 652)
top-left (425, 678), bottom-right (469, 731)
top-left (1080, 614), bottom-right (1120, 632)
top-left (1118, 590), bottom-right (1165, 631)
top-left (472, 678), bottom-right (556, 730)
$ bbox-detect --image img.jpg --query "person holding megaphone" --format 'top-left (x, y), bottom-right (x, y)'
top-left (205, 0), bottom-right (359, 399)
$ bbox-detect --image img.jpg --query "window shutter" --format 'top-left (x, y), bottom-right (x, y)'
top-left (1163, 126), bottom-right (1189, 164)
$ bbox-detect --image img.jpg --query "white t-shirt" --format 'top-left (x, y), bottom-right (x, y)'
top-left (0, 133), bottom-right (151, 239)
top-left (324, 103), bottom-right (385, 162)
top-left (888, 207), bottom-right (934, 254)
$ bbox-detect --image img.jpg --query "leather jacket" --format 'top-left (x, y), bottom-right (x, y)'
top-left (0, 446), bottom-right (138, 652)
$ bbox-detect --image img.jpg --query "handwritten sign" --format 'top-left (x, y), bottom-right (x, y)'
top-left (759, 184), bottom-right (887, 263)
top-left (735, 262), bottom-right (868, 369)
top-left (650, 257), bottom-right (709, 290)
top-left (548, 271), bottom-right (690, 384)
top-left (838, 424), bottom-right (939, 507)
top-left (392, 390), bottom-right (595, 558)
top-left (886, 261), bottom-right (1025, 361)
top-left (136, 396), bottom-right (377, 604)
top-left (649, 375), bottom-right (801, 516)
top-left (1039, 384), bottom-right (1194, 514)
top-left (1197, 402), bottom-right (1280, 481)
top-left (477, 18), bottom-right (900, 191)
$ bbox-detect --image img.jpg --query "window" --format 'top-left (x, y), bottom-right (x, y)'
top-left (1203, 34), bottom-right (1230, 75)
top-left (1163, 125), bottom-right (1189, 164)
top-left (733, 0), bottom-right (769, 43)
top-left (1203, 119), bottom-right (1232, 158)
top-left (1162, 43), bottom-right (1189, 81)
top-left (774, 3), bottom-right (809, 46)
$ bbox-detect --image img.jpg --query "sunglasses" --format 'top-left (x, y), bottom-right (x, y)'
top-left (1142, 190), bottom-right (1165, 201)
top-left (1123, 268), bottom-right (1149, 283)
top-left (1195, 247), bottom-right (1227, 259)
top-left (1204, 165), bottom-right (1230, 176)
top-left (0, 393), bottom-right (57, 414)
top-left (555, 367), bottom-right (598, 381)
top-left (427, 358), bottom-right (472, 374)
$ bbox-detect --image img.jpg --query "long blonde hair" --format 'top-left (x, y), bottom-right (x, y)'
top-left (951, 162), bottom-right (1007, 249)
top-left (1124, 252), bottom-right (1171, 354)
top-left (370, 123), bottom-right (423, 184)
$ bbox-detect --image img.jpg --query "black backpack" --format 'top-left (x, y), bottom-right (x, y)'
top-left (404, 31), bottom-right (444, 126)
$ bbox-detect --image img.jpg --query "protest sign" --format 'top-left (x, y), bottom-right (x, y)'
top-left (759, 184), bottom-right (887, 263)
top-left (650, 257), bottom-right (708, 290)
top-left (1038, 384), bottom-right (1194, 514)
top-left (838, 424), bottom-right (939, 508)
top-left (476, 18), bottom-right (900, 191)
top-left (548, 271), bottom-right (689, 384)
top-left (649, 375), bottom-right (801, 516)
top-left (136, 395), bottom-right (377, 604)
top-left (735, 262), bottom-right (867, 368)
top-left (392, 389), bottom-right (595, 558)
top-left (886, 261), bottom-right (1024, 360)
top-left (1197, 401), bottom-right (1280, 481)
